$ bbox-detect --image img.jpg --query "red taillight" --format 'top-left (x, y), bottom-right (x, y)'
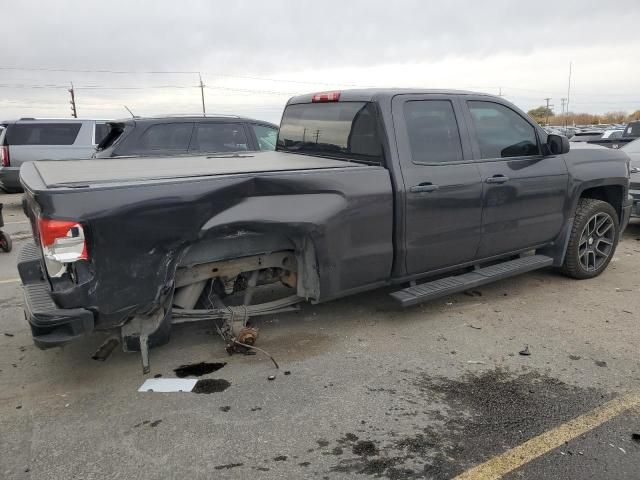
top-left (0, 146), bottom-right (9, 167)
top-left (37, 218), bottom-right (87, 277)
top-left (311, 91), bottom-right (341, 103)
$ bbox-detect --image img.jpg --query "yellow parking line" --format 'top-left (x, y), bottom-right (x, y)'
top-left (0, 278), bottom-right (20, 284)
top-left (454, 392), bottom-right (640, 480)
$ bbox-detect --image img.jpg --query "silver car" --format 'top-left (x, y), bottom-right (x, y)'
top-left (623, 138), bottom-right (640, 217)
top-left (0, 118), bottom-right (109, 192)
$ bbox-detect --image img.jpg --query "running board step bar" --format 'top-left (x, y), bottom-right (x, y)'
top-left (390, 255), bottom-right (554, 308)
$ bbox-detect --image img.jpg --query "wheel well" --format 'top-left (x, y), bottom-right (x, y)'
top-left (580, 186), bottom-right (623, 220)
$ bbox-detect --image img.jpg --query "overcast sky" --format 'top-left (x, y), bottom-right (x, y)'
top-left (2, 0), bottom-right (639, 123)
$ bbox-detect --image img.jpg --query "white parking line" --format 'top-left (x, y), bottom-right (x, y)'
top-left (0, 278), bottom-right (20, 285)
top-left (4, 220), bottom-right (29, 225)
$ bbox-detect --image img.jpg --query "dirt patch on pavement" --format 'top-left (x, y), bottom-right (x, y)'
top-left (325, 368), bottom-right (608, 479)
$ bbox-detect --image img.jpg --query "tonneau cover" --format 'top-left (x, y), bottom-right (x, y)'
top-left (32, 151), bottom-right (359, 187)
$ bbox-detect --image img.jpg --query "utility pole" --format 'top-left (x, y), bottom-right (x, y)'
top-left (199, 73), bottom-right (206, 116)
top-left (68, 82), bottom-right (77, 118)
top-left (560, 98), bottom-right (567, 127)
top-left (498, 87), bottom-right (503, 97)
top-left (544, 98), bottom-right (553, 125)
top-left (313, 129), bottom-right (321, 144)
top-left (566, 62), bottom-right (572, 126)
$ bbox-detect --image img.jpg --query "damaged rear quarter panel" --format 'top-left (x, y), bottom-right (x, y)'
top-left (36, 165), bottom-right (394, 328)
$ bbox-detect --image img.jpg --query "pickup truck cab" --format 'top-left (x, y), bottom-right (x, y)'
top-left (18, 89), bottom-right (632, 372)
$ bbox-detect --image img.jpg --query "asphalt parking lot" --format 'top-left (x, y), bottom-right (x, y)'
top-left (1, 191), bottom-right (639, 480)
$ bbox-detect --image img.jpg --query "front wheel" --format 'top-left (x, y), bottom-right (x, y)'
top-left (561, 198), bottom-right (619, 279)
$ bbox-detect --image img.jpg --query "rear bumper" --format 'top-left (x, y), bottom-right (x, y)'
top-left (18, 242), bottom-right (94, 349)
top-left (0, 166), bottom-right (22, 191)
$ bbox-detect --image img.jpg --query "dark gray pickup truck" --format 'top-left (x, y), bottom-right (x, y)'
top-left (18, 89), bottom-right (632, 372)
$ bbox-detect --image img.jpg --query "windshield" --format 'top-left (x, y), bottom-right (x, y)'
top-left (277, 102), bottom-right (383, 164)
top-left (622, 138), bottom-right (640, 154)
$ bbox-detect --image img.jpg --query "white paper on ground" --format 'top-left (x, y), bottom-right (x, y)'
top-left (138, 378), bottom-right (198, 393)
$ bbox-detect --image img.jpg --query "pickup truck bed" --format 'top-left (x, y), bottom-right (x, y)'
top-left (27, 152), bottom-right (360, 188)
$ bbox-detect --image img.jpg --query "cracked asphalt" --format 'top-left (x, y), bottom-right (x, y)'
top-left (1, 191), bottom-right (639, 479)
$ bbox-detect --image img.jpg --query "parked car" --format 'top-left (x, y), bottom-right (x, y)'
top-left (18, 89), bottom-right (631, 373)
top-left (601, 129), bottom-right (624, 139)
top-left (94, 115), bottom-right (278, 158)
top-left (0, 118), bottom-right (109, 193)
top-left (623, 121), bottom-right (640, 139)
top-left (569, 131), bottom-right (603, 142)
top-left (622, 138), bottom-right (640, 217)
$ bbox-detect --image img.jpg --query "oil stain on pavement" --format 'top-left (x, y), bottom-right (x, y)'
top-left (322, 368), bottom-right (609, 479)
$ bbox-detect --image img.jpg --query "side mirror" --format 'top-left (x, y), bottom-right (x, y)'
top-left (546, 134), bottom-right (570, 155)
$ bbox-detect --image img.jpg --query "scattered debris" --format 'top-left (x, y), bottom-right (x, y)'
top-left (273, 455), bottom-right (288, 461)
top-left (298, 461), bottom-right (311, 467)
top-left (91, 337), bottom-right (119, 361)
top-left (268, 375), bottom-right (276, 381)
top-left (150, 420), bottom-right (162, 427)
top-left (173, 362), bottom-right (226, 378)
top-left (519, 345), bottom-right (531, 356)
top-left (317, 439), bottom-right (330, 447)
top-left (214, 463), bottom-right (243, 470)
top-left (192, 379), bottom-right (231, 394)
top-left (138, 378), bottom-right (198, 393)
top-left (15, 405), bottom-right (21, 410)
top-left (250, 407), bottom-right (262, 412)
top-left (284, 370), bottom-right (291, 376)
top-left (352, 440), bottom-right (378, 457)
top-left (4, 332), bottom-right (14, 337)
top-left (220, 406), bottom-right (231, 412)
top-left (619, 447), bottom-right (626, 454)
top-left (154, 374), bottom-right (162, 378)
top-left (622, 310), bottom-right (633, 314)
top-left (594, 360), bottom-right (608, 368)
top-left (467, 360), bottom-right (486, 365)
top-left (568, 355), bottom-right (581, 361)
top-left (468, 324), bottom-right (482, 330)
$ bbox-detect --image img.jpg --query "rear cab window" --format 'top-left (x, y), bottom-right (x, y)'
top-left (277, 102), bottom-right (384, 165)
top-left (6, 123), bottom-right (81, 145)
top-left (404, 100), bottom-right (464, 163)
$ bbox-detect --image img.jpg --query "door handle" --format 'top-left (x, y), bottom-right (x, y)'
top-left (410, 183), bottom-right (439, 193)
top-left (485, 175), bottom-right (509, 184)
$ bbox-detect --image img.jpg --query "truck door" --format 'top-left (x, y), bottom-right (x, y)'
top-left (462, 99), bottom-right (569, 258)
top-left (392, 95), bottom-right (483, 275)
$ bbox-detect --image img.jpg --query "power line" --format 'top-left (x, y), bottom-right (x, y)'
top-left (0, 65), bottom-right (375, 88)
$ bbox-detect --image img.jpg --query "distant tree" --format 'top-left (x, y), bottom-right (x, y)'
top-left (601, 111), bottom-right (627, 124)
top-left (628, 110), bottom-right (640, 121)
top-left (527, 106), bottom-right (555, 125)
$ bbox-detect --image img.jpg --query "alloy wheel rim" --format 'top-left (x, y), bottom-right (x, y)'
top-left (578, 212), bottom-right (614, 272)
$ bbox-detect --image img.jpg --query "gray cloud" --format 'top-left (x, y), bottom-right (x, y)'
top-left (1, 0), bottom-right (639, 121)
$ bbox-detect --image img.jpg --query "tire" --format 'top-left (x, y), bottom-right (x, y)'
top-left (0, 232), bottom-right (11, 253)
top-left (561, 198), bottom-right (619, 279)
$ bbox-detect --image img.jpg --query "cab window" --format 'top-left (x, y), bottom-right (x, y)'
top-left (468, 101), bottom-right (539, 159)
